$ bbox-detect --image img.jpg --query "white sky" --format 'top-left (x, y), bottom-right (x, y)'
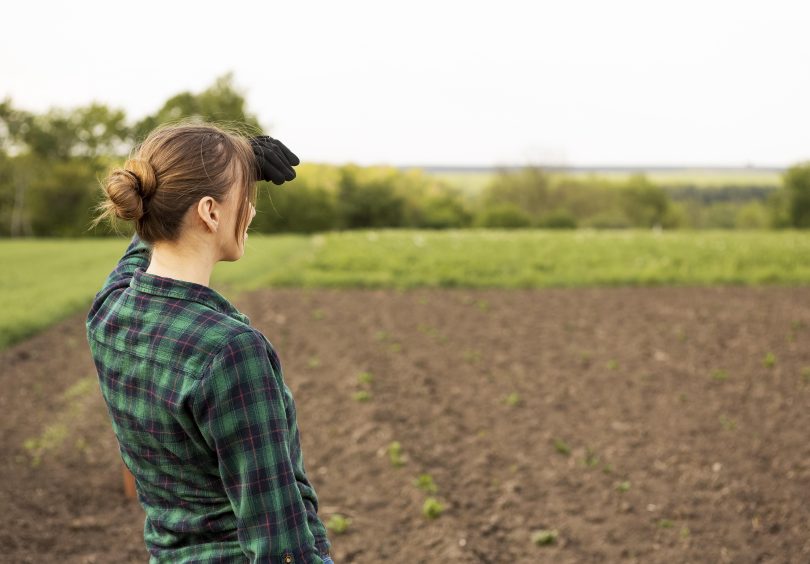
top-left (2, 0), bottom-right (809, 167)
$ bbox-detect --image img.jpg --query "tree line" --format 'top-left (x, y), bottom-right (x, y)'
top-left (1, 73), bottom-right (808, 237)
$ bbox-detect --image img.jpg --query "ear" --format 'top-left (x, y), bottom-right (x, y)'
top-left (197, 196), bottom-right (219, 234)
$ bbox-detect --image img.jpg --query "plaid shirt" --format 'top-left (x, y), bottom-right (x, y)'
top-left (85, 234), bottom-right (332, 564)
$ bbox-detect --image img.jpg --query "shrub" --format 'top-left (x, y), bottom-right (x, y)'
top-left (474, 203), bottom-right (532, 228)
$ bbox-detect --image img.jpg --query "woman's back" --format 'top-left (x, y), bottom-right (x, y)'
top-left (86, 234), bottom-right (331, 563)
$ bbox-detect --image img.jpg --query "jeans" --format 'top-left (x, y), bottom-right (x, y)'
top-left (322, 556), bottom-right (334, 564)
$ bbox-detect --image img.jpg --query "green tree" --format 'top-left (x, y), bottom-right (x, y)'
top-left (28, 158), bottom-right (100, 236)
top-left (782, 161), bottom-right (810, 228)
top-left (619, 174), bottom-right (671, 228)
top-left (132, 72), bottom-right (262, 140)
top-left (0, 98), bottom-right (129, 161)
top-left (253, 181), bottom-right (337, 233)
top-left (337, 166), bottom-right (406, 228)
top-left (480, 166), bottom-right (551, 220)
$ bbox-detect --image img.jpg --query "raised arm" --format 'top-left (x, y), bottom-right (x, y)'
top-left (100, 232), bottom-right (152, 292)
top-left (191, 330), bottom-right (331, 563)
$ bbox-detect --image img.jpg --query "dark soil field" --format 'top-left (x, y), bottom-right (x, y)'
top-left (2, 287), bottom-right (809, 563)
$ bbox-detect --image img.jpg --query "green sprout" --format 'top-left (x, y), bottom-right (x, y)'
top-left (413, 473), bottom-right (438, 494)
top-left (353, 390), bottom-right (371, 402)
top-left (326, 514), bottom-right (352, 534)
top-left (422, 497), bottom-right (444, 519)
top-left (553, 437), bottom-right (571, 456)
top-left (387, 441), bottom-right (406, 467)
top-left (531, 529), bottom-right (558, 546)
top-left (582, 447), bottom-right (600, 468)
top-left (357, 371), bottom-right (374, 385)
top-left (504, 392), bottom-right (521, 407)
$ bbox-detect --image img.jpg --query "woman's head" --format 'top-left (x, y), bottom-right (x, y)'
top-left (91, 120), bottom-right (258, 261)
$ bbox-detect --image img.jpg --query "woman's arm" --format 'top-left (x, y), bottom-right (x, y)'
top-left (191, 330), bottom-right (330, 564)
top-left (99, 232), bottom-right (152, 293)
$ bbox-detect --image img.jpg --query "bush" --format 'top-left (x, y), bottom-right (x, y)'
top-left (337, 168), bottom-right (406, 229)
top-left (580, 210), bottom-right (632, 229)
top-left (414, 193), bottom-right (473, 229)
top-left (535, 209), bottom-right (577, 229)
top-left (474, 203), bottom-right (533, 228)
top-left (480, 166), bottom-right (551, 219)
top-left (783, 162), bottom-right (810, 228)
top-left (735, 201), bottom-right (770, 229)
top-left (253, 182), bottom-right (337, 234)
top-left (619, 174), bottom-right (671, 228)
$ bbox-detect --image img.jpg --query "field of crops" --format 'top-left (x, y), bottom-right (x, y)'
top-left (1, 229), bottom-right (809, 350)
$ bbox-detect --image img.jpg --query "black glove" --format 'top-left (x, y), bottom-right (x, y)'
top-left (249, 135), bottom-right (300, 185)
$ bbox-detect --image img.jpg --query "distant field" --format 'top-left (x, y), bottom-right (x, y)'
top-left (429, 168), bottom-right (783, 198)
top-left (2, 229), bottom-right (808, 350)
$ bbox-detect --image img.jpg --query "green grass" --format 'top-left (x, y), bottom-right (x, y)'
top-left (2, 229), bottom-right (809, 350)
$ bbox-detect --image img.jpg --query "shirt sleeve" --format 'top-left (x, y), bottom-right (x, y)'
top-left (282, 370), bottom-right (333, 558)
top-left (191, 330), bottom-right (330, 564)
top-left (100, 232), bottom-right (152, 292)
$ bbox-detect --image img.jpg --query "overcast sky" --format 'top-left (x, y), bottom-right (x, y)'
top-left (2, 0), bottom-right (809, 167)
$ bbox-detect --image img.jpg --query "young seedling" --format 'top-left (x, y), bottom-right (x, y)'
top-left (578, 350), bottom-right (592, 366)
top-left (353, 390), bottom-right (371, 402)
top-left (802, 367), bottom-right (810, 384)
top-left (504, 392), bottom-right (521, 407)
top-left (719, 414), bottom-right (736, 430)
top-left (326, 513), bottom-right (352, 534)
top-left (374, 330), bottom-right (389, 342)
top-left (616, 480), bottom-right (631, 493)
top-left (711, 369), bottom-right (728, 381)
top-left (582, 447), bottom-right (600, 468)
top-left (462, 349), bottom-right (482, 364)
top-left (658, 519), bottom-right (674, 529)
top-left (357, 371), bottom-right (374, 385)
top-left (387, 441), bottom-right (407, 467)
top-left (413, 473), bottom-right (438, 494)
top-left (763, 352), bottom-right (776, 368)
top-left (422, 497), bottom-right (444, 519)
top-left (552, 438), bottom-right (571, 456)
top-left (307, 356), bottom-right (321, 368)
top-left (476, 299), bottom-right (489, 311)
top-left (388, 342), bottom-right (402, 353)
top-left (531, 529), bottom-right (558, 546)
top-left (311, 308), bottom-right (325, 320)
top-left (606, 359), bottom-right (618, 371)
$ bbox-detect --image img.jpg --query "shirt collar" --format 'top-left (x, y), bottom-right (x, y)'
top-left (130, 266), bottom-right (250, 325)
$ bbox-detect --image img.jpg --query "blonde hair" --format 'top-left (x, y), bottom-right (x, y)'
top-left (90, 119), bottom-right (258, 244)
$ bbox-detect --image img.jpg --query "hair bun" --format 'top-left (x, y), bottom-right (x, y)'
top-left (123, 158), bottom-right (158, 199)
top-left (104, 159), bottom-right (158, 221)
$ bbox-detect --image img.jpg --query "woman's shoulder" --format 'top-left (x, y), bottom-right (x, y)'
top-left (205, 325), bottom-right (282, 374)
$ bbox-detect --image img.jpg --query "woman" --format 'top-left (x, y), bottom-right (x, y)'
top-left (85, 121), bottom-right (334, 564)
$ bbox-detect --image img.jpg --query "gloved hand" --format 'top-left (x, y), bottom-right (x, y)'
top-left (249, 135), bottom-right (300, 185)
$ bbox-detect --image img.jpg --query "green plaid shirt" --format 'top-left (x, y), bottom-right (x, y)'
top-left (85, 234), bottom-right (332, 564)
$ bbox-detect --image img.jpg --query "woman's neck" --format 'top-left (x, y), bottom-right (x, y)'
top-left (145, 239), bottom-right (217, 288)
